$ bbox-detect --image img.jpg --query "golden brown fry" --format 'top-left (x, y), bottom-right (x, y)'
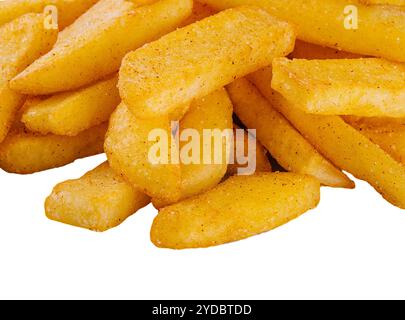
top-left (272, 58), bottom-right (405, 118)
top-left (345, 119), bottom-right (405, 165)
top-left (252, 66), bottom-right (405, 208)
top-left (22, 75), bottom-right (120, 136)
top-left (45, 162), bottom-right (150, 232)
top-left (0, 13), bottom-right (58, 143)
top-left (10, 0), bottom-right (193, 94)
top-left (228, 78), bottom-right (354, 188)
top-left (200, 0), bottom-right (405, 62)
top-left (152, 88), bottom-right (233, 208)
top-left (0, 124), bottom-right (106, 174)
top-left (105, 103), bottom-right (182, 203)
top-left (119, 6), bottom-right (295, 119)
top-left (0, 0), bottom-right (99, 29)
top-left (226, 125), bottom-right (272, 177)
top-left (343, 116), bottom-right (405, 129)
top-left (151, 173), bottom-right (320, 249)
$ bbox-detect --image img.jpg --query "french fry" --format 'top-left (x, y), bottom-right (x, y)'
top-left (0, 0), bottom-right (99, 29)
top-left (0, 124), bottom-right (106, 174)
top-left (118, 6), bottom-right (296, 119)
top-left (291, 40), bottom-right (362, 59)
top-left (10, 0), bottom-right (193, 95)
top-left (45, 162), bottom-right (150, 232)
top-left (228, 78), bottom-right (354, 188)
top-left (152, 88), bottom-right (233, 208)
top-left (272, 58), bottom-right (405, 118)
top-left (22, 75), bottom-right (120, 136)
top-left (105, 103), bottom-right (182, 203)
top-left (345, 119), bottom-right (405, 165)
top-left (0, 13), bottom-right (58, 143)
top-left (226, 125), bottom-right (272, 177)
top-left (151, 173), bottom-right (320, 249)
top-left (199, 0), bottom-right (405, 62)
top-left (252, 66), bottom-right (405, 208)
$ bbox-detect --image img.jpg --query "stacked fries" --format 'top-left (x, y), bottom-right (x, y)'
top-left (0, 0), bottom-right (404, 249)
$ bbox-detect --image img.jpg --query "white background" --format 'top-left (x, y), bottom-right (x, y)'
top-left (0, 154), bottom-right (404, 300)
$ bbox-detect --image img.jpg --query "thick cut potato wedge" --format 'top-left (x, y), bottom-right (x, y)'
top-left (0, 13), bottom-right (58, 143)
top-left (151, 173), bottom-right (320, 249)
top-left (105, 103), bottom-right (181, 203)
top-left (272, 58), bottom-right (405, 118)
top-left (152, 88), bottom-right (233, 208)
top-left (200, 0), bottom-right (405, 62)
top-left (345, 119), bottom-right (405, 165)
top-left (119, 6), bottom-right (295, 119)
top-left (228, 78), bottom-right (354, 188)
top-left (10, 0), bottom-right (193, 95)
top-left (0, 124), bottom-right (106, 174)
top-left (45, 162), bottom-right (150, 232)
top-left (226, 125), bottom-right (272, 177)
top-left (22, 75), bottom-right (120, 136)
top-left (252, 67), bottom-right (405, 208)
top-left (291, 40), bottom-right (362, 59)
top-left (0, 0), bottom-right (98, 29)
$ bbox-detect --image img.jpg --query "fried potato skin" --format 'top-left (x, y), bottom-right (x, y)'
top-left (200, 0), bottom-right (405, 62)
top-left (10, 0), bottom-right (193, 95)
top-left (119, 6), bottom-right (296, 119)
top-left (0, 13), bottom-right (58, 143)
top-left (0, 124), bottom-right (106, 174)
top-left (272, 58), bottom-right (405, 118)
top-left (151, 173), bottom-right (320, 249)
top-left (0, 0), bottom-right (99, 29)
top-left (229, 78), bottom-right (354, 188)
top-left (105, 103), bottom-right (182, 203)
top-left (357, 0), bottom-right (404, 6)
top-left (22, 75), bottom-right (120, 136)
top-left (226, 125), bottom-right (272, 177)
top-left (45, 162), bottom-right (150, 232)
top-left (252, 67), bottom-right (405, 208)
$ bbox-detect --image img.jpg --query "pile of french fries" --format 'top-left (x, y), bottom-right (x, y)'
top-left (0, 0), bottom-right (404, 249)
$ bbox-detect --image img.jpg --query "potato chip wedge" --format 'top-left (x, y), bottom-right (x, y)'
top-left (345, 119), bottom-right (405, 165)
top-left (272, 58), bottom-right (405, 118)
top-left (22, 75), bottom-right (119, 136)
top-left (252, 67), bottom-right (405, 208)
top-left (118, 6), bottom-right (295, 119)
top-left (45, 162), bottom-right (150, 232)
top-left (152, 88), bottom-right (233, 208)
top-left (0, 13), bottom-right (58, 143)
top-left (10, 0), bottom-right (192, 95)
top-left (200, 0), bottom-right (405, 62)
top-left (0, 124), bottom-right (106, 174)
top-left (105, 103), bottom-right (181, 203)
top-left (228, 78), bottom-right (354, 188)
top-left (151, 173), bottom-right (320, 249)
top-left (226, 125), bottom-right (272, 177)
top-left (291, 40), bottom-right (362, 60)
top-left (0, 0), bottom-right (99, 29)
